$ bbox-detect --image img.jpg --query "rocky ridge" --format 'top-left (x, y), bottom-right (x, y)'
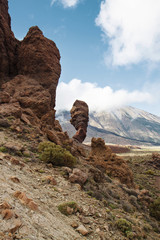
top-left (57, 106), bottom-right (160, 145)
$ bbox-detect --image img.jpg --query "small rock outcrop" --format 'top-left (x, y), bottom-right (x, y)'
top-left (70, 100), bottom-right (89, 143)
top-left (87, 137), bottom-right (134, 187)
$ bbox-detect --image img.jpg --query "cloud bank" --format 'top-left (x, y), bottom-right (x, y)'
top-left (56, 79), bottom-right (152, 112)
top-left (96, 0), bottom-right (160, 66)
top-left (51, 0), bottom-right (79, 8)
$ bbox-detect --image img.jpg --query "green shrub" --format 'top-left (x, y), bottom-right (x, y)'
top-left (145, 170), bottom-right (154, 175)
top-left (0, 146), bottom-right (7, 153)
top-left (58, 201), bottom-right (79, 216)
top-left (149, 198), bottom-right (160, 221)
top-left (38, 141), bottom-right (76, 167)
top-left (116, 218), bottom-right (132, 234)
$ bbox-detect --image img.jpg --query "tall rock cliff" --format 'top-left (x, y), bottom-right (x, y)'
top-left (0, 0), bottom-right (18, 83)
top-left (0, 0), bottom-right (69, 146)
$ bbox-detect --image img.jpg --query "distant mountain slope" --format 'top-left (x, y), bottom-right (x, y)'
top-left (56, 106), bottom-right (160, 145)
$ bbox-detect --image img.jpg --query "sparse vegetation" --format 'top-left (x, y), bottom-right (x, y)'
top-left (58, 201), bottom-right (79, 216)
top-left (149, 198), bottom-right (160, 221)
top-left (145, 169), bottom-right (155, 175)
top-left (116, 218), bottom-right (132, 235)
top-left (38, 141), bottom-right (76, 167)
top-left (0, 146), bottom-right (7, 153)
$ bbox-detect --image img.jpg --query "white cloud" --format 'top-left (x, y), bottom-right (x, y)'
top-left (96, 0), bottom-right (160, 66)
top-left (51, 0), bottom-right (79, 8)
top-left (56, 79), bottom-right (152, 112)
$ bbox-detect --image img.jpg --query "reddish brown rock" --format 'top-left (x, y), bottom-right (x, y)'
top-left (69, 168), bottom-right (88, 186)
top-left (44, 176), bottom-right (57, 185)
top-left (17, 26), bottom-right (61, 108)
top-left (1, 75), bottom-right (52, 118)
top-left (0, 0), bottom-right (77, 148)
top-left (1, 209), bottom-right (14, 220)
top-left (70, 100), bottom-right (89, 143)
top-left (10, 176), bottom-right (20, 183)
top-left (0, 91), bottom-right (10, 103)
top-left (0, 0), bottom-right (19, 84)
top-left (149, 153), bottom-right (160, 169)
top-left (0, 1), bottom-right (61, 131)
top-left (13, 191), bottom-right (38, 211)
top-left (88, 138), bottom-right (134, 187)
top-left (0, 102), bottom-right (22, 118)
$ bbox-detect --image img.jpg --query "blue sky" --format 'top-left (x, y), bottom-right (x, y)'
top-left (9, 0), bottom-right (160, 115)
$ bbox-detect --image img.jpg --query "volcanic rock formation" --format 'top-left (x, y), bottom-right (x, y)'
top-left (0, 0), bottom-right (69, 145)
top-left (0, 0), bottom-right (18, 83)
top-left (87, 137), bottom-right (134, 187)
top-left (17, 26), bottom-right (61, 108)
top-left (70, 100), bottom-right (89, 143)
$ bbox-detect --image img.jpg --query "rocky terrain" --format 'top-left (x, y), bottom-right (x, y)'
top-left (0, 1), bottom-right (160, 240)
top-left (0, 117), bottom-right (160, 240)
top-left (57, 106), bottom-right (160, 145)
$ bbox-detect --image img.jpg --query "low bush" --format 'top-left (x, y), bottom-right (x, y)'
top-left (0, 146), bottom-right (7, 153)
top-left (149, 198), bottom-right (160, 221)
top-left (116, 218), bottom-right (132, 234)
top-left (58, 201), bottom-right (79, 216)
top-left (38, 141), bottom-right (76, 167)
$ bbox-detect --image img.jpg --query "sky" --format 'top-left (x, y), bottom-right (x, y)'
top-left (9, 0), bottom-right (160, 115)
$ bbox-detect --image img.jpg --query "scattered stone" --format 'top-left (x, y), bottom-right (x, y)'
top-left (76, 224), bottom-right (89, 236)
top-left (45, 176), bottom-right (57, 185)
top-left (4, 142), bottom-right (24, 154)
top-left (0, 118), bottom-right (11, 128)
top-left (13, 191), bottom-right (38, 211)
top-left (0, 201), bottom-right (12, 210)
top-left (9, 220), bottom-right (22, 234)
top-left (10, 176), bottom-right (20, 184)
top-left (71, 221), bottom-right (79, 229)
top-left (1, 209), bottom-right (14, 220)
top-left (69, 168), bottom-right (88, 186)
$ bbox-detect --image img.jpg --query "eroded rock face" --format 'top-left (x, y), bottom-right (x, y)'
top-left (0, 0), bottom-right (19, 84)
top-left (70, 100), bottom-right (89, 143)
top-left (0, 0), bottom-right (66, 145)
top-left (18, 26), bottom-right (61, 108)
top-left (87, 137), bottom-right (134, 187)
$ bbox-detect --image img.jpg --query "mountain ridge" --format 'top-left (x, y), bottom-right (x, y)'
top-left (56, 106), bottom-right (160, 145)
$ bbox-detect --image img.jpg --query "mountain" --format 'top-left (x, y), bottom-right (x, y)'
top-left (56, 106), bottom-right (160, 145)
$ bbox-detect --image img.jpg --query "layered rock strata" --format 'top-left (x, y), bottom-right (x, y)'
top-left (70, 100), bottom-right (89, 143)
